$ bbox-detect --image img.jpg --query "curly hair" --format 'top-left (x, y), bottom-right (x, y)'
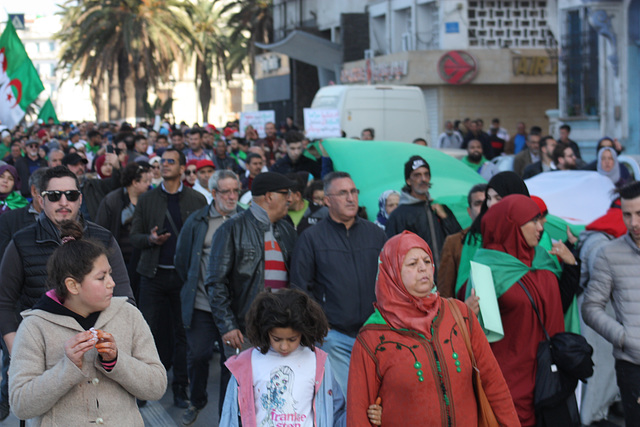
top-left (245, 289), bottom-right (329, 354)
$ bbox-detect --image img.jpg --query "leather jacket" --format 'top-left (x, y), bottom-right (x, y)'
top-left (205, 208), bottom-right (297, 335)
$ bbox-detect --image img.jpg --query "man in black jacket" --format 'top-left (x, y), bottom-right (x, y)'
top-left (290, 171), bottom-right (387, 393)
top-left (0, 166), bottom-right (135, 418)
top-left (206, 172), bottom-right (297, 359)
top-left (270, 131), bottom-right (321, 179)
top-left (386, 156), bottom-right (461, 268)
top-left (130, 148), bottom-right (207, 409)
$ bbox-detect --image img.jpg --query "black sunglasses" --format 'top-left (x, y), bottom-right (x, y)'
top-left (41, 190), bottom-right (81, 202)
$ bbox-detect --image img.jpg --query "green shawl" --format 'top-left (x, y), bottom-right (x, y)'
top-left (0, 191), bottom-right (28, 211)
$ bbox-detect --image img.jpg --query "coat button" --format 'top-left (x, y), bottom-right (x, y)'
top-left (92, 378), bottom-right (100, 385)
top-left (96, 417), bottom-right (104, 424)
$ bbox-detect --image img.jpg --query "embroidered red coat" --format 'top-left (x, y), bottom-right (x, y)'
top-left (347, 298), bottom-right (520, 426)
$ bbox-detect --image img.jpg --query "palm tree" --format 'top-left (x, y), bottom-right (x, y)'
top-left (56, 0), bottom-right (198, 121)
top-left (222, 0), bottom-right (273, 78)
top-left (189, 0), bottom-right (249, 122)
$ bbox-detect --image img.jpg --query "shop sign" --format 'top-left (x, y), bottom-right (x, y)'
top-left (438, 50), bottom-right (478, 85)
top-left (340, 60), bottom-right (408, 84)
top-left (512, 56), bottom-right (558, 76)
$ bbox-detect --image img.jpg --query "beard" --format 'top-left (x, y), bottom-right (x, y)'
top-left (468, 152), bottom-right (483, 163)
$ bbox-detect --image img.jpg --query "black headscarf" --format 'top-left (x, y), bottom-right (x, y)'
top-left (467, 171), bottom-right (530, 240)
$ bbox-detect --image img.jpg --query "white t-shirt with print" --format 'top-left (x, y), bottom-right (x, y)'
top-left (252, 346), bottom-right (316, 427)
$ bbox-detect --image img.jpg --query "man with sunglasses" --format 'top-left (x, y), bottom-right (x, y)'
top-left (290, 171), bottom-right (387, 393)
top-left (206, 172), bottom-right (297, 359)
top-left (130, 147), bottom-right (207, 409)
top-left (0, 165), bottom-right (135, 361)
top-left (175, 169), bottom-right (242, 425)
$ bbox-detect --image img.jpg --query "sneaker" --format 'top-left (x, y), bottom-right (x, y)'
top-left (0, 400), bottom-right (8, 421)
top-left (182, 405), bottom-right (200, 426)
top-left (173, 385), bottom-right (190, 409)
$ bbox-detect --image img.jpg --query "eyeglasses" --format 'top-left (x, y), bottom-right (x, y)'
top-left (272, 189), bottom-right (291, 196)
top-left (151, 165), bottom-right (160, 169)
top-left (41, 190), bottom-right (81, 202)
top-left (185, 170), bottom-right (196, 175)
top-left (326, 189), bottom-right (359, 198)
top-left (217, 188), bottom-right (240, 195)
top-left (160, 158), bottom-right (176, 164)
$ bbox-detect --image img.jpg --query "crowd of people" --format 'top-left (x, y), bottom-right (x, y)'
top-left (0, 114), bottom-right (636, 427)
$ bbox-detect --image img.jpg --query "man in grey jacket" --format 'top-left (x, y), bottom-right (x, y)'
top-left (582, 181), bottom-right (640, 426)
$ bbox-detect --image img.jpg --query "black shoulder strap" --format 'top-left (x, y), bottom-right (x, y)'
top-left (517, 280), bottom-right (551, 341)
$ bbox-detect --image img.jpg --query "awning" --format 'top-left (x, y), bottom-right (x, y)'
top-left (256, 30), bottom-right (342, 70)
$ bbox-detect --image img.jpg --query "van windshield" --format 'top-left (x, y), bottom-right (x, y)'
top-left (311, 96), bottom-right (339, 109)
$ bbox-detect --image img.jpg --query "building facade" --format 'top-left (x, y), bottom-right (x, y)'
top-left (554, 0), bottom-right (639, 158)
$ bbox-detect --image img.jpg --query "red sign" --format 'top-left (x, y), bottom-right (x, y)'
top-left (438, 51), bottom-right (478, 85)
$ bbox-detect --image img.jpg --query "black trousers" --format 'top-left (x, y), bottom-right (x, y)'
top-left (139, 269), bottom-right (188, 389)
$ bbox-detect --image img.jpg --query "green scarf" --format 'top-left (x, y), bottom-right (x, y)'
top-left (469, 246), bottom-right (561, 299)
top-left (0, 191), bottom-right (28, 211)
top-left (454, 233), bottom-right (482, 295)
top-left (454, 230), bottom-right (561, 297)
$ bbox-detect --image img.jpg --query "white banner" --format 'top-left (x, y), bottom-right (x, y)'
top-left (303, 108), bottom-right (341, 139)
top-left (239, 110), bottom-right (275, 138)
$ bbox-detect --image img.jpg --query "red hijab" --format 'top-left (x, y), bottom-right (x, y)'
top-left (482, 194), bottom-right (541, 267)
top-left (374, 231), bottom-right (441, 335)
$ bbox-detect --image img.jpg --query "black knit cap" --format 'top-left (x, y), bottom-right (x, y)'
top-left (404, 155), bottom-right (430, 181)
top-left (252, 172), bottom-right (296, 196)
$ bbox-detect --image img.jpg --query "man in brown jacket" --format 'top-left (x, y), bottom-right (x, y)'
top-left (438, 183), bottom-right (486, 298)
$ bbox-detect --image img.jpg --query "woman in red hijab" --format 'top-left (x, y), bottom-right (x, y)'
top-left (480, 194), bottom-right (566, 426)
top-left (348, 231), bottom-right (519, 426)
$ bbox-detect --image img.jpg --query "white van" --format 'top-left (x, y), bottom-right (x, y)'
top-left (310, 85), bottom-right (430, 144)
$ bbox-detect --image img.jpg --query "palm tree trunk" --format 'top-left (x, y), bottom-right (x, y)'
top-left (197, 57), bottom-right (211, 123)
top-left (123, 73), bottom-right (136, 123)
top-left (108, 64), bottom-right (121, 121)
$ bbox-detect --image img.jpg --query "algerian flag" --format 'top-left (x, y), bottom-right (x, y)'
top-left (0, 20), bottom-right (44, 128)
top-left (38, 98), bottom-right (59, 124)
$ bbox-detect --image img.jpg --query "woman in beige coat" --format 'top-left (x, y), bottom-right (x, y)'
top-left (9, 220), bottom-right (166, 426)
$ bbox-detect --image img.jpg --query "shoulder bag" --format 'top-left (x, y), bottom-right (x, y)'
top-left (447, 299), bottom-right (499, 427)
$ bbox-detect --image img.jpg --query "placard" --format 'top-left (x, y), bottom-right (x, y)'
top-left (303, 108), bottom-right (341, 139)
top-left (239, 110), bottom-right (275, 138)
top-left (470, 261), bottom-right (504, 342)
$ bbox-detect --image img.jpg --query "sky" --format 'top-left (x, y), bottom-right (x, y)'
top-left (1, 0), bottom-right (62, 19)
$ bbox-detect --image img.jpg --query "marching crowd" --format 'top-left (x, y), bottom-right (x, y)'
top-left (0, 115), bottom-right (636, 427)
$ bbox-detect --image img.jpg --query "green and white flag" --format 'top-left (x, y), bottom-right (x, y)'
top-left (38, 98), bottom-right (59, 124)
top-left (0, 20), bottom-right (44, 128)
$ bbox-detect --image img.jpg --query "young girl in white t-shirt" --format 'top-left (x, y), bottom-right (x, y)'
top-left (220, 289), bottom-right (381, 426)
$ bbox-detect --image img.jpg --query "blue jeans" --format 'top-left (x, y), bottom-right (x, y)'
top-left (185, 309), bottom-right (229, 413)
top-left (615, 359), bottom-right (640, 425)
top-left (320, 329), bottom-right (355, 394)
top-left (139, 269), bottom-right (188, 389)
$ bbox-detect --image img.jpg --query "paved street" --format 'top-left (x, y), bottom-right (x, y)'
top-left (0, 352), bottom-right (224, 427)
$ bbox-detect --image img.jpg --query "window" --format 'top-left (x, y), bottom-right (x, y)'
top-left (561, 9), bottom-right (599, 117)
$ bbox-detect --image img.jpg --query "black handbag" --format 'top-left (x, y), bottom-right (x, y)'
top-left (517, 282), bottom-right (594, 409)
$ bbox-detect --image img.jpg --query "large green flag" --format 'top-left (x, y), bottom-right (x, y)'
top-left (321, 138), bottom-right (585, 240)
top-left (38, 98), bottom-right (59, 124)
top-left (0, 20), bottom-right (44, 128)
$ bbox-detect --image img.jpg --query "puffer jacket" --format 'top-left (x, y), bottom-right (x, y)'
top-left (205, 208), bottom-right (297, 335)
top-left (582, 233), bottom-right (640, 364)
